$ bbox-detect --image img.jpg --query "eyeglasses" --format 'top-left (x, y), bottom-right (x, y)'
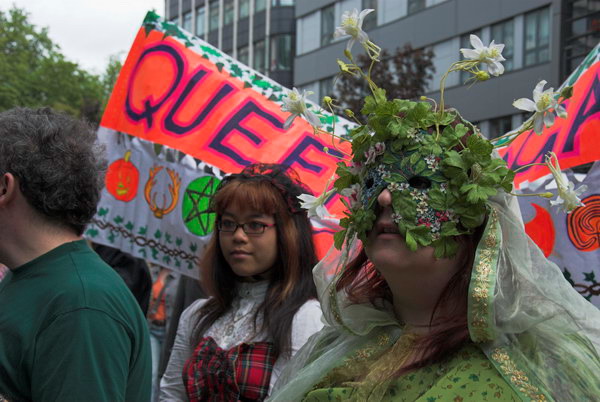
top-left (217, 219), bottom-right (276, 235)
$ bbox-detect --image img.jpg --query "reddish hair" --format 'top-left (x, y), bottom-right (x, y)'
top-left (193, 165), bottom-right (318, 357)
top-left (336, 224), bottom-right (484, 375)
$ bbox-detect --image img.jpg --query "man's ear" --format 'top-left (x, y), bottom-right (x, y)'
top-left (0, 173), bottom-right (17, 206)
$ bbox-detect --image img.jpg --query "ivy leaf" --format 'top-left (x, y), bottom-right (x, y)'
top-left (125, 221), bottom-right (134, 231)
top-left (114, 215), bottom-right (124, 224)
top-left (433, 237), bottom-right (459, 258)
top-left (461, 183), bottom-right (497, 203)
top-left (154, 229), bottom-right (162, 239)
top-left (467, 135), bottom-right (493, 157)
top-left (334, 229), bottom-right (347, 250)
top-left (405, 230), bottom-right (418, 251)
top-left (583, 271), bottom-right (596, 282)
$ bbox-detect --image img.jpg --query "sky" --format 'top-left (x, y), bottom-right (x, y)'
top-left (1, 0), bottom-right (165, 74)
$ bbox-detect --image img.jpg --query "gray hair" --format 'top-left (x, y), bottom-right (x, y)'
top-left (0, 107), bottom-right (107, 235)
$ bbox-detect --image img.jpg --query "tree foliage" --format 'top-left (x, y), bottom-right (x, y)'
top-left (0, 7), bottom-right (121, 124)
top-left (335, 44), bottom-right (435, 115)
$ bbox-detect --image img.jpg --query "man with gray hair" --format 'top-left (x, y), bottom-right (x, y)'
top-left (0, 108), bottom-right (151, 401)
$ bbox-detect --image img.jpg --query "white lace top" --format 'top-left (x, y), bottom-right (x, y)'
top-left (159, 281), bottom-right (323, 401)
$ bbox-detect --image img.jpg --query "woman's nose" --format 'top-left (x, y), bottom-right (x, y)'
top-left (377, 188), bottom-right (392, 207)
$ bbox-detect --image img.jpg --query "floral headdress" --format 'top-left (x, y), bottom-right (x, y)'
top-left (282, 8), bottom-right (582, 257)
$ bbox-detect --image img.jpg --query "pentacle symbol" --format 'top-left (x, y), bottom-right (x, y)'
top-left (567, 194), bottom-right (600, 252)
top-left (181, 176), bottom-right (221, 236)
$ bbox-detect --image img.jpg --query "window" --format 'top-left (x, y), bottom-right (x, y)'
top-left (270, 35), bottom-right (293, 71)
top-left (239, 0), bottom-right (250, 18)
top-left (491, 19), bottom-right (514, 71)
top-left (319, 77), bottom-right (334, 100)
top-left (362, 0), bottom-right (377, 31)
top-left (524, 7), bottom-right (550, 66)
top-left (238, 46), bottom-right (249, 66)
top-left (254, 40), bottom-right (266, 73)
top-left (255, 0), bottom-right (266, 12)
top-left (488, 115), bottom-right (513, 139)
top-left (460, 30), bottom-right (481, 83)
top-left (297, 11), bottom-right (320, 54)
top-left (209, 1), bottom-right (219, 32)
top-left (224, 0), bottom-right (234, 25)
top-left (321, 5), bottom-right (335, 46)
top-left (183, 11), bottom-right (192, 32)
top-left (563, 0), bottom-right (600, 79)
top-left (408, 0), bottom-right (426, 15)
top-left (195, 6), bottom-right (206, 36)
top-left (273, 0), bottom-right (295, 5)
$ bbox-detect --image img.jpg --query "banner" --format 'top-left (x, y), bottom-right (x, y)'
top-left (102, 11), bottom-right (352, 216)
top-left (88, 12), bottom-right (346, 277)
top-left (519, 161), bottom-right (600, 307)
top-left (499, 44), bottom-right (600, 189)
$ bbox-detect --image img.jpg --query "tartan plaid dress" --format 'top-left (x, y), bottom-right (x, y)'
top-left (183, 336), bottom-right (277, 401)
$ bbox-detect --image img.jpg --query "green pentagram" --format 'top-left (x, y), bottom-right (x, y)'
top-left (181, 176), bottom-right (221, 236)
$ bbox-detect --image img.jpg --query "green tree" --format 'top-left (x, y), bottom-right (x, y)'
top-left (0, 6), bottom-right (104, 123)
top-left (335, 44), bottom-right (435, 115)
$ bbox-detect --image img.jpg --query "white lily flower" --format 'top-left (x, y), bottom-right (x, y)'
top-left (281, 88), bottom-right (322, 129)
top-left (513, 80), bottom-right (567, 134)
top-left (545, 152), bottom-right (587, 213)
top-left (460, 34), bottom-right (506, 76)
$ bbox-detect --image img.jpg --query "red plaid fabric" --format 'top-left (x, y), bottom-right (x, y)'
top-left (183, 336), bottom-right (277, 402)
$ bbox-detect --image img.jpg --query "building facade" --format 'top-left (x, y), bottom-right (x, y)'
top-left (165, 0), bottom-right (296, 88)
top-left (294, 0), bottom-right (598, 139)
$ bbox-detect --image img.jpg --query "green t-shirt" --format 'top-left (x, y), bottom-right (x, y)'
top-left (0, 240), bottom-right (152, 402)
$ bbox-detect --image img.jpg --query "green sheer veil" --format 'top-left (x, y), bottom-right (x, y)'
top-left (269, 191), bottom-right (600, 401)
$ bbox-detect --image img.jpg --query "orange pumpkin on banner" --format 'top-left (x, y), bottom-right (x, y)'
top-left (105, 150), bottom-right (140, 202)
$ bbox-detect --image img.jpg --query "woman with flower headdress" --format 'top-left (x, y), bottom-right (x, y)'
top-left (159, 163), bottom-right (323, 401)
top-left (268, 9), bottom-right (600, 402)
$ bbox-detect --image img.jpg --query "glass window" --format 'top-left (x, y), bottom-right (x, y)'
top-left (270, 35), bottom-right (293, 71)
top-left (195, 6), bottom-right (206, 36)
top-left (362, 0), bottom-right (377, 31)
top-left (524, 7), bottom-right (550, 66)
top-left (239, 0), bottom-right (250, 18)
top-left (321, 5), bottom-right (335, 46)
top-left (408, 0), bottom-right (426, 14)
top-left (273, 0), bottom-right (295, 5)
top-left (254, 40), bottom-right (266, 73)
top-left (319, 76), bottom-right (334, 100)
top-left (491, 19), bottom-right (514, 71)
top-left (460, 30), bottom-right (481, 83)
top-left (224, 0), bottom-right (234, 25)
top-left (255, 0), bottom-right (266, 12)
top-left (297, 11), bottom-right (320, 55)
top-left (183, 11), bottom-right (192, 32)
top-left (238, 46), bottom-right (249, 66)
top-left (209, 1), bottom-right (219, 32)
top-left (488, 115), bottom-right (513, 139)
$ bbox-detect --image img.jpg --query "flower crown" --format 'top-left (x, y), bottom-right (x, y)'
top-left (283, 8), bottom-right (582, 257)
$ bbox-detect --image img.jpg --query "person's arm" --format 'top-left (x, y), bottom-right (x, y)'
top-left (159, 299), bottom-right (205, 402)
top-left (269, 300), bottom-right (324, 391)
top-left (31, 308), bottom-right (138, 402)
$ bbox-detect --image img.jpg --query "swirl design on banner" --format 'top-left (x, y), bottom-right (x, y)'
top-left (567, 194), bottom-right (600, 251)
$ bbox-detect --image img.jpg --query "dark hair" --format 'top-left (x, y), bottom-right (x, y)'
top-left (0, 107), bottom-right (106, 235)
top-left (193, 163), bottom-right (318, 357)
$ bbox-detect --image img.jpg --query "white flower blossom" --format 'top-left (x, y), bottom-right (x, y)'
top-left (341, 184), bottom-right (362, 210)
top-left (513, 80), bottom-right (567, 134)
top-left (281, 88), bottom-right (322, 129)
top-left (334, 9), bottom-right (372, 51)
top-left (545, 152), bottom-right (587, 213)
top-left (460, 34), bottom-right (506, 76)
top-left (364, 142), bottom-right (386, 165)
top-left (391, 213), bottom-right (403, 224)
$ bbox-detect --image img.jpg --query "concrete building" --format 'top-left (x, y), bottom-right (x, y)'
top-left (164, 0), bottom-right (296, 88)
top-left (294, 0), bottom-right (599, 138)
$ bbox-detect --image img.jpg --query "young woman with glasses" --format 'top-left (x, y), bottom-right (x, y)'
top-left (159, 163), bottom-right (323, 401)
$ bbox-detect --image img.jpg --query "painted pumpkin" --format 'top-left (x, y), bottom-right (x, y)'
top-left (105, 150), bottom-right (139, 202)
